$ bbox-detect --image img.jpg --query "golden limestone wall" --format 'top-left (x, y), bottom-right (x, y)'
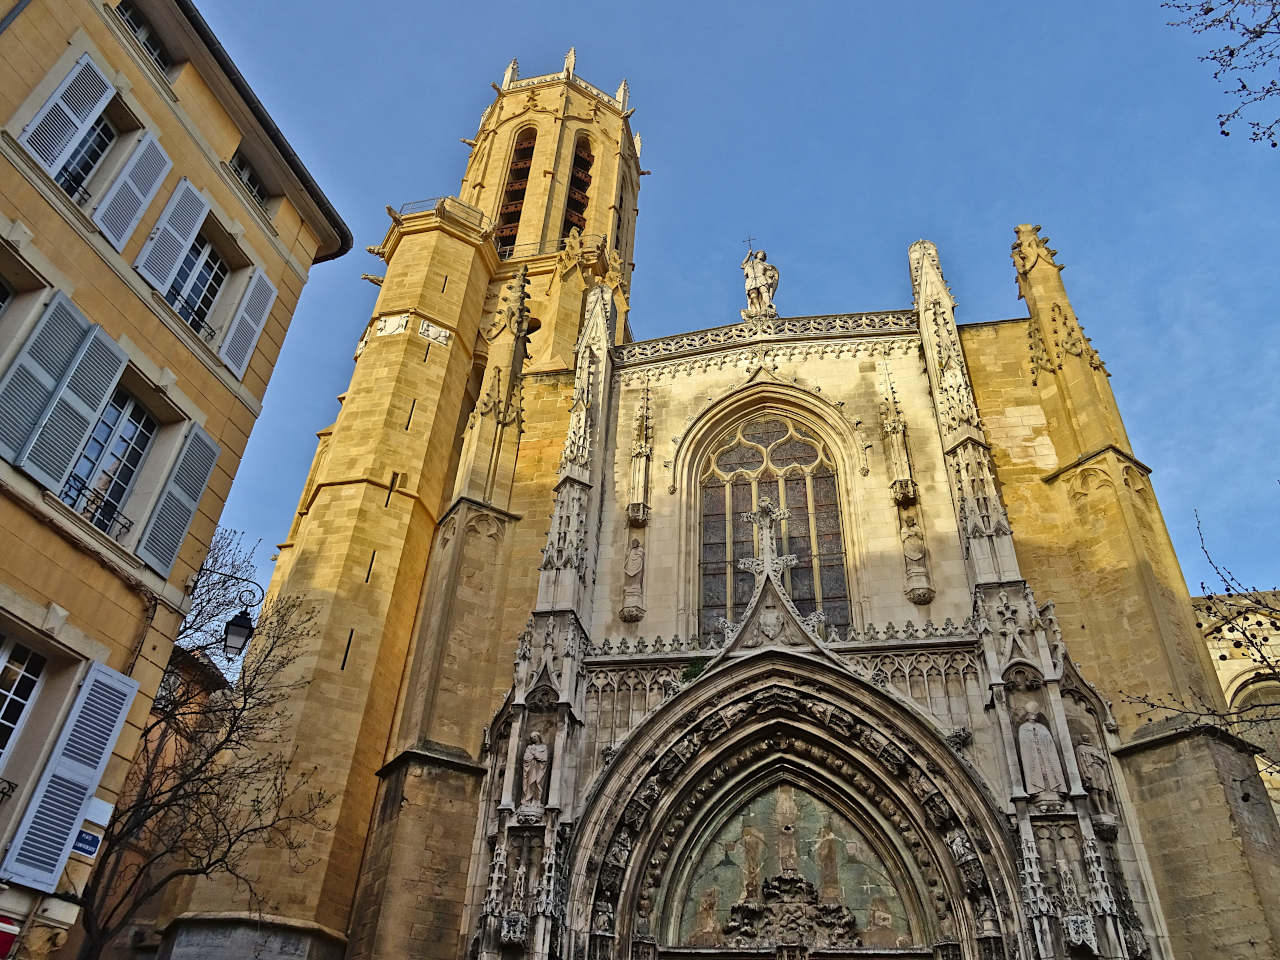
top-left (962, 254), bottom-right (1280, 959)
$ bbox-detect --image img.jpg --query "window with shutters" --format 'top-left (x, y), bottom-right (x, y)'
top-left (698, 415), bottom-right (852, 641)
top-left (0, 292), bottom-right (221, 574)
top-left (59, 388), bottom-right (157, 539)
top-left (16, 54), bottom-right (145, 214)
top-left (135, 181), bottom-right (276, 378)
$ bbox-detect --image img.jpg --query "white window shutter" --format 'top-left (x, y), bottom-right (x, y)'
top-left (93, 133), bottom-right (171, 252)
top-left (134, 179), bottom-right (209, 293)
top-left (0, 293), bottom-right (127, 496)
top-left (218, 268), bottom-right (277, 378)
top-left (0, 661), bottom-right (137, 893)
top-left (136, 424), bottom-right (220, 576)
top-left (19, 54), bottom-right (115, 176)
top-left (17, 324), bottom-right (127, 491)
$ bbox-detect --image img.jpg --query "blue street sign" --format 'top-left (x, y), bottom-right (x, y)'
top-left (72, 830), bottom-right (101, 858)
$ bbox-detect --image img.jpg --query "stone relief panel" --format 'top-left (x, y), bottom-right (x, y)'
top-left (674, 784), bottom-right (914, 950)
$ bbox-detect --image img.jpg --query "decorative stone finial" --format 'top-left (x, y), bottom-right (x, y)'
top-left (1011, 223), bottom-right (1061, 276)
top-left (564, 46), bottom-right (576, 76)
top-left (502, 57), bottom-right (519, 88)
top-left (616, 77), bottom-right (630, 110)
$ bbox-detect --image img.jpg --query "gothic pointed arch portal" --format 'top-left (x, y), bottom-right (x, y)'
top-left (567, 653), bottom-right (1023, 960)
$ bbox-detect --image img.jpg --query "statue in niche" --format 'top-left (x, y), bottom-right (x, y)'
top-left (1075, 732), bottom-right (1116, 817)
top-left (620, 538), bottom-right (646, 622)
top-left (1017, 702), bottom-right (1067, 797)
top-left (900, 508), bottom-right (935, 605)
top-left (520, 732), bottom-right (549, 808)
top-left (853, 418), bottom-right (872, 477)
top-left (863, 897), bottom-right (901, 948)
top-left (740, 248), bottom-right (780, 320)
top-left (689, 887), bottom-right (721, 946)
top-left (774, 786), bottom-right (801, 873)
top-left (880, 399), bottom-right (916, 504)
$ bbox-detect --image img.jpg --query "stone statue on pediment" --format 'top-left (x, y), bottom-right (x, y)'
top-left (741, 248), bottom-right (779, 319)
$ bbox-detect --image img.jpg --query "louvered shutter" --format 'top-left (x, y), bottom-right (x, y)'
top-left (134, 179), bottom-right (208, 292)
top-left (93, 133), bottom-right (171, 252)
top-left (0, 294), bottom-right (90, 465)
top-left (136, 424), bottom-right (219, 576)
top-left (19, 55), bottom-right (115, 176)
top-left (218, 268), bottom-right (276, 378)
top-left (0, 661), bottom-right (137, 893)
top-left (0, 293), bottom-right (127, 492)
top-left (17, 324), bottom-right (127, 491)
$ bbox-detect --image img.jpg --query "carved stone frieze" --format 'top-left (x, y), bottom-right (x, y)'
top-left (617, 336), bottom-right (919, 386)
top-left (614, 310), bottom-right (916, 366)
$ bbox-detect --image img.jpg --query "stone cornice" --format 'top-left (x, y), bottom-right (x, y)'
top-left (377, 742), bottom-right (487, 779)
top-left (1040, 444), bottom-right (1152, 484)
top-left (1112, 719), bottom-right (1263, 759)
top-left (613, 310), bottom-right (917, 368)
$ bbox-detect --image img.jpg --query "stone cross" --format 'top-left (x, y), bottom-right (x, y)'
top-left (738, 497), bottom-right (797, 579)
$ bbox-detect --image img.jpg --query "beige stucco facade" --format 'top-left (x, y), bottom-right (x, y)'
top-left (165, 56), bottom-right (1277, 960)
top-left (0, 0), bottom-right (347, 955)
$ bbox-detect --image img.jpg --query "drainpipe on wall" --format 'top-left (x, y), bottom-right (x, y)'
top-left (0, 0), bottom-right (32, 37)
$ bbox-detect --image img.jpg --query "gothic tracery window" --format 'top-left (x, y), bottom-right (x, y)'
top-left (699, 415), bottom-right (851, 640)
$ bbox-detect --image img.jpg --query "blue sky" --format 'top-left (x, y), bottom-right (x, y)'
top-left (201, 0), bottom-right (1279, 595)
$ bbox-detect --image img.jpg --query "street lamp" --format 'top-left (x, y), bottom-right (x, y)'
top-left (194, 567), bottom-right (266, 658)
top-left (222, 608), bottom-right (256, 657)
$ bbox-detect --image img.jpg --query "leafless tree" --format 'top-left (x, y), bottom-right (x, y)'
top-left (1165, 1), bottom-right (1280, 146)
top-left (57, 529), bottom-right (331, 960)
top-left (1129, 513), bottom-right (1280, 783)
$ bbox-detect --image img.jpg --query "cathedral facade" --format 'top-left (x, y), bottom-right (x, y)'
top-left (164, 56), bottom-right (1280, 960)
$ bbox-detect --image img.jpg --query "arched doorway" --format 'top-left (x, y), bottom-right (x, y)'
top-left (566, 654), bottom-right (1023, 960)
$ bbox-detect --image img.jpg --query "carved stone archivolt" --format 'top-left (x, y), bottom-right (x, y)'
top-left (565, 656), bottom-right (1023, 959)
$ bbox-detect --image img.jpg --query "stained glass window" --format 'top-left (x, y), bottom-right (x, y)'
top-left (699, 415), bottom-right (851, 640)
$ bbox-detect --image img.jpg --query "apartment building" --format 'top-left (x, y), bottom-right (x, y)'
top-left (0, 0), bottom-right (348, 951)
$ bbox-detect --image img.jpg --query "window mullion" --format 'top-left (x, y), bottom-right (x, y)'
top-left (806, 471), bottom-right (824, 610)
top-left (777, 470), bottom-right (792, 595)
top-left (721, 479), bottom-right (732, 624)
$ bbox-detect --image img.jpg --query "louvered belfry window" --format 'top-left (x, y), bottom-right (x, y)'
top-left (699, 415), bottom-right (851, 640)
top-left (560, 134), bottom-right (593, 238)
top-left (494, 127), bottom-right (536, 254)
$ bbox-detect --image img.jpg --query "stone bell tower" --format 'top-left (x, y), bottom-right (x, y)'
top-left (165, 53), bottom-right (640, 960)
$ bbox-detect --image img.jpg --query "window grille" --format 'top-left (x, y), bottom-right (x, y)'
top-left (54, 113), bottom-right (116, 201)
top-left (699, 415), bottom-right (851, 640)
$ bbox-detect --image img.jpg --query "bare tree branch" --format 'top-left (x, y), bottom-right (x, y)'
top-left (56, 529), bottom-right (331, 960)
top-left (1165, 0), bottom-right (1280, 146)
